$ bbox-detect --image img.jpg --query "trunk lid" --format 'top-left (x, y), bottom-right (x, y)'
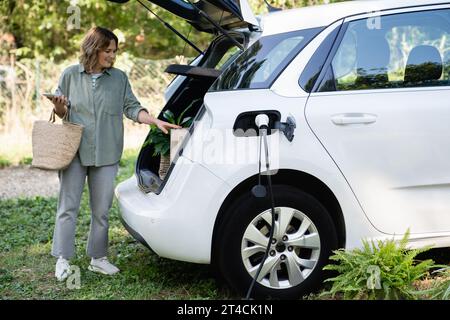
top-left (107, 0), bottom-right (259, 33)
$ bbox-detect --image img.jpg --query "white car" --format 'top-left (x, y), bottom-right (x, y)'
top-left (111, 0), bottom-right (450, 299)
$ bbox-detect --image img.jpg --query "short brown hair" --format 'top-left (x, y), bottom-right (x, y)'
top-left (79, 27), bottom-right (118, 73)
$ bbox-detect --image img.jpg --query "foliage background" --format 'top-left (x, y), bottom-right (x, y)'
top-left (0, 0), bottom-right (346, 61)
top-left (0, 0), bottom-right (347, 164)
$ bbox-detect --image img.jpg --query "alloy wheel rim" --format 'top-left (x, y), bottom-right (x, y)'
top-left (241, 207), bottom-right (321, 289)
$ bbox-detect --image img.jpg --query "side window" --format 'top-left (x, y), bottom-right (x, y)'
top-left (323, 8), bottom-right (450, 91)
top-left (299, 25), bottom-right (341, 92)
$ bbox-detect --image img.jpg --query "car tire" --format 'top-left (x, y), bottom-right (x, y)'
top-left (214, 185), bottom-right (339, 299)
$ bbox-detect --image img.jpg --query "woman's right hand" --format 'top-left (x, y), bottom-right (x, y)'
top-left (51, 95), bottom-right (68, 118)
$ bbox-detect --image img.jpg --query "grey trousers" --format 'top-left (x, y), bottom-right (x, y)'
top-left (51, 154), bottom-right (119, 259)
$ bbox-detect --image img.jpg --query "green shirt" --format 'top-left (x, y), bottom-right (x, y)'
top-left (56, 64), bottom-right (147, 167)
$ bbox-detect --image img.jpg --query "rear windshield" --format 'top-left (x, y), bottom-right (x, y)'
top-left (209, 27), bottom-right (323, 91)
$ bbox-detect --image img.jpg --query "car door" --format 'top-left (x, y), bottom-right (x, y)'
top-left (305, 5), bottom-right (450, 235)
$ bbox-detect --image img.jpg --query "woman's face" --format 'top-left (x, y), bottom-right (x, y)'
top-left (97, 39), bottom-right (117, 70)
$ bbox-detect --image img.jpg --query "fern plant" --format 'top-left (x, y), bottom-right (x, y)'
top-left (322, 230), bottom-right (435, 300)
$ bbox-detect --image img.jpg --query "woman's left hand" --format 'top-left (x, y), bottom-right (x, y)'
top-left (137, 110), bottom-right (182, 134)
top-left (154, 118), bottom-right (182, 134)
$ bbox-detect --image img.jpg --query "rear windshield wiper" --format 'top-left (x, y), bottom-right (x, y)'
top-left (136, 0), bottom-right (204, 55)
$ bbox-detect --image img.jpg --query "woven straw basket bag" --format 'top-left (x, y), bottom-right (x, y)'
top-left (32, 108), bottom-right (83, 170)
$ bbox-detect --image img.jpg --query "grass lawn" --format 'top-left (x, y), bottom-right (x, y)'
top-left (1, 149), bottom-right (449, 300)
top-left (0, 149), bottom-right (235, 300)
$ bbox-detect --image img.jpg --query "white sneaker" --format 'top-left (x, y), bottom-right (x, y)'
top-left (55, 256), bottom-right (70, 281)
top-left (88, 257), bottom-right (120, 275)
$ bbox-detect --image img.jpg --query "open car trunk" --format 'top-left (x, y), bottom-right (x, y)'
top-left (106, 0), bottom-right (259, 193)
top-left (107, 0), bottom-right (259, 33)
top-left (136, 32), bottom-right (247, 193)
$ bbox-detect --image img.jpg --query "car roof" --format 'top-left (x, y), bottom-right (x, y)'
top-left (260, 0), bottom-right (450, 36)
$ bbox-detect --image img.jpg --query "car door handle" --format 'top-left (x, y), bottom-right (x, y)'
top-left (331, 113), bottom-right (377, 125)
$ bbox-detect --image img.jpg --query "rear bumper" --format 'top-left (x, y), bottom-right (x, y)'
top-left (119, 216), bottom-right (151, 251)
top-left (115, 156), bottom-right (231, 264)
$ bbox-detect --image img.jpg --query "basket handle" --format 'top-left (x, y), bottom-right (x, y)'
top-left (49, 107), bottom-right (69, 123)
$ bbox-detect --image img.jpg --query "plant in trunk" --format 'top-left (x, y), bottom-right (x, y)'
top-left (144, 103), bottom-right (195, 179)
top-left (321, 230), bottom-right (435, 300)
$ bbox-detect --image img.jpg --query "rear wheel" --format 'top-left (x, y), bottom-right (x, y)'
top-left (214, 185), bottom-right (338, 299)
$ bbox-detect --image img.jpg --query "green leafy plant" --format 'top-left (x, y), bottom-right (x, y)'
top-left (144, 101), bottom-right (197, 157)
top-left (0, 156), bottom-right (11, 168)
top-left (19, 157), bottom-right (32, 166)
top-left (322, 230), bottom-right (435, 300)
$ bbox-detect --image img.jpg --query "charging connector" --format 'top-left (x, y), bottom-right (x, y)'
top-left (246, 114), bottom-right (277, 300)
top-left (255, 114), bottom-right (269, 130)
top-left (251, 114), bottom-right (270, 199)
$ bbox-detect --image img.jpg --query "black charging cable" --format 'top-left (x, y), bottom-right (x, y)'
top-left (246, 115), bottom-right (277, 300)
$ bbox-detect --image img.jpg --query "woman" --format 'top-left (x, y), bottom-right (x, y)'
top-left (50, 26), bottom-right (180, 281)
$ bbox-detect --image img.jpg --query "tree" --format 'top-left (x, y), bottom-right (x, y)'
top-left (0, 0), bottom-right (349, 61)
top-left (0, 0), bottom-right (212, 61)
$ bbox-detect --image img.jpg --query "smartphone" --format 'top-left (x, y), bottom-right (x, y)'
top-left (42, 93), bottom-right (59, 99)
top-left (42, 93), bottom-right (70, 106)
top-left (42, 92), bottom-right (70, 107)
